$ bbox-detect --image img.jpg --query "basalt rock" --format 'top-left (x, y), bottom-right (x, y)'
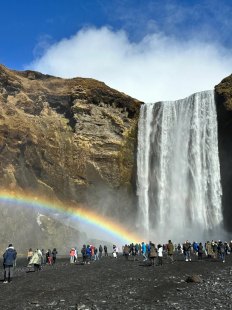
top-left (0, 64), bottom-right (142, 246)
top-left (185, 274), bottom-right (203, 283)
top-left (215, 75), bottom-right (232, 232)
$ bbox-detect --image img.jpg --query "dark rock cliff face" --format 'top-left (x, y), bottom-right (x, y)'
top-left (0, 64), bottom-right (142, 250)
top-left (215, 74), bottom-right (232, 232)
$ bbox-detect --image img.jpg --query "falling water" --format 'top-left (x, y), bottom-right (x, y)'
top-left (137, 91), bottom-right (222, 242)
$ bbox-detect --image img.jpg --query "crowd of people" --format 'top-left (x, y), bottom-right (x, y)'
top-left (76, 244), bottom-right (116, 264)
top-left (2, 239), bottom-right (231, 283)
top-left (27, 248), bottom-right (58, 269)
top-left (121, 239), bottom-right (232, 265)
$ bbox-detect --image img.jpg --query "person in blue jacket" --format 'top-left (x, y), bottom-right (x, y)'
top-left (3, 244), bottom-right (17, 283)
top-left (141, 242), bottom-right (147, 261)
top-left (86, 245), bottom-right (91, 264)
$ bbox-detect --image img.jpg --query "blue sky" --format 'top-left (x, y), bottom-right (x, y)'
top-left (1, 0), bottom-right (232, 101)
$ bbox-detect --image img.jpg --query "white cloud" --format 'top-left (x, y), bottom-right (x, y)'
top-left (29, 27), bottom-right (232, 102)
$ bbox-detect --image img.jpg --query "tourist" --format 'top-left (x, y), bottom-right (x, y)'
top-left (99, 245), bottom-right (103, 259)
top-left (94, 247), bottom-right (99, 261)
top-left (212, 241), bottom-right (218, 259)
top-left (193, 241), bottom-right (199, 256)
top-left (205, 241), bottom-right (213, 258)
top-left (46, 249), bottom-right (52, 264)
top-left (141, 242), bottom-right (147, 261)
top-left (135, 244), bottom-right (139, 256)
top-left (74, 247), bottom-right (78, 263)
top-left (52, 248), bottom-right (58, 264)
top-left (27, 248), bottom-right (33, 263)
top-left (157, 244), bottom-right (163, 266)
top-left (198, 242), bottom-right (204, 260)
top-left (177, 243), bottom-right (182, 254)
top-left (104, 245), bottom-right (108, 256)
top-left (149, 243), bottom-right (157, 266)
top-left (123, 244), bottom-right (130, 260)
top-left (130, 243), bottom-right (136, 261)
top-left (70, 247), bottom-right (75, 263)
top-left (86, 245), bottom-right (91, 263)
top-left (113, 245), bottom-right (118, 258)
top-left (167, 240), bottom-right (174, 263)
top-left (81, 245), bottom-right (87, 264)
top-left (29, 249), bottom-right (42, 271)
top-left (183, 240), bottom-right (191, 261)
top-left (3, 244), bottom-right (17, 283)
top-left (218, 241), bottom-right (225, 263)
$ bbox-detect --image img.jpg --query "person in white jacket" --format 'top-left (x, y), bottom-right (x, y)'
top-left (157, 244), bottom-right (163, 266)
top-left (28, 249), bottom-right (42, 271)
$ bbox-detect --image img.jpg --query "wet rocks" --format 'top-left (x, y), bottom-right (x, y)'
top-left (185, 274), bottom-right (203, 283)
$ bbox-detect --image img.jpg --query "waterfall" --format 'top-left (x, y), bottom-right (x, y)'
top-left (137, 90), bottom-right (222, 242)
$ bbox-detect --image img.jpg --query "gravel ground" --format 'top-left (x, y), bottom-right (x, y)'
top-left (0, 252), bottom-right (231, 309)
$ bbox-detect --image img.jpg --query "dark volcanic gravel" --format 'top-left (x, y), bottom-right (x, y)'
top-left (0, 253), bottom-right (232, 309)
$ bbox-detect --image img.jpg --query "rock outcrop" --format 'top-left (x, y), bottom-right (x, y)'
top-left (215, 75), bottom-right (232, 232)
top-left (0, 64), bottom-right (142, 248)
top-left (0, 203), bottom-right (87, 254)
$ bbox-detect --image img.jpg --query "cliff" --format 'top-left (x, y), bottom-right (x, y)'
top-left (215, 74), bottom-right (232, 232)
top-left (0, 64), bottom-right (142, 249)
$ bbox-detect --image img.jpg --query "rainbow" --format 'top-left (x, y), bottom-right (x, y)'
top-left (0, 190), bottom-right (141, 244)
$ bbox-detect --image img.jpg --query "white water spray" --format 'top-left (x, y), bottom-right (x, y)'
top-left (137, 91), bottom-right (222, 242)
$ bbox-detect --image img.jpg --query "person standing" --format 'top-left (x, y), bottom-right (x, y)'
top-left (123, 244), bottom-right (130, 260)
top-left (198, 242), bottom-right (204, 260)
top-left (81, 245), bottom-right (87, 264)
top-left (157, 244), bottom-right (163, 266)
top-left (218, 241), bottom-right (225, 263)
top-left (104, 245), bottom-right (108, 257)
top-left (167, 240), bottom-right (174, 263)
top-left (94, 247), bottom-right (99, 261)
top-left (112, 245), bottom-right (118, 258)
top-left (46, 249), bottom-right (52, 264)
top-left (27, 248), bottom-right (34, 263)
top-left (29, 249), bottom-right (42, 271)
top-left (183, 241), bottom-right (191, 261)
top-left (74, 247), bottom-right (78, 263)
top-left (3, 244), bottom-right (17, 283)
top-left (99, 245), bottom-right (103, 259)
top-left (70, 248), bottom-right (75, 263)
top-left (149, 243), bottom-right (157, 266)
top-left (141, 242), bottom-right (147, 261)
top-left (52, 248), bottom-right (58, 264)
